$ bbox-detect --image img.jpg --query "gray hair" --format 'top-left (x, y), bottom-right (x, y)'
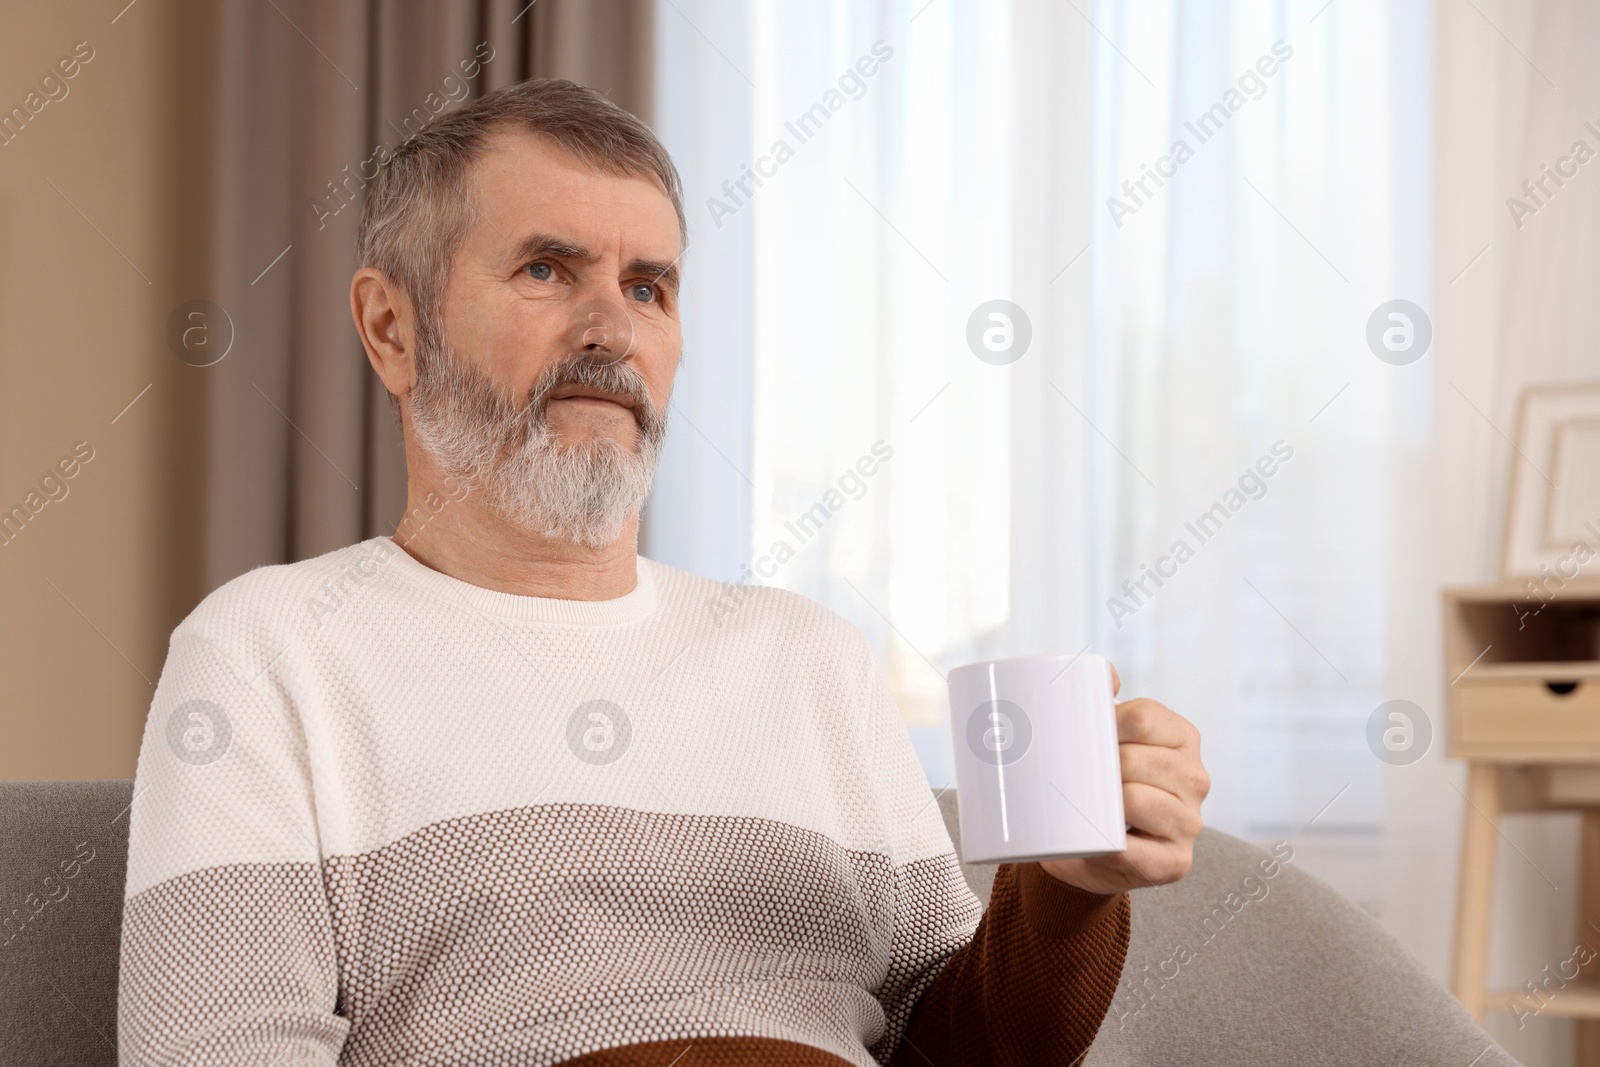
top-left (356, 77), bottom-right (686, 374)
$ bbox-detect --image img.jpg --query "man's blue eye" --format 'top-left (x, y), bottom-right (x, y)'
top-left (525, 262), bottom-right (553, 281)
top-left (630, 284), bottom-right (655, 303)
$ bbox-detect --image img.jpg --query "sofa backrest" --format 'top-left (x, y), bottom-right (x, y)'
top-left (1, 780), bottom-right (133, 1067)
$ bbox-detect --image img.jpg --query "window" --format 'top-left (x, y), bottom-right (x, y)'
top-left (652, 0), bottom-right (1431, 915)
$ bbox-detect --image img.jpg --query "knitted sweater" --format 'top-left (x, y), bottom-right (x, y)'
top-left (118, 536), bottom-right (1129, 1066)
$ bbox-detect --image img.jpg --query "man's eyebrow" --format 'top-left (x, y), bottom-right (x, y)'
top-left (630, 256), bottom-right (681, 295)
top-left (510, 232), bottom-right (592, 265)
top-left (509, 231), bottom-right (680, 294)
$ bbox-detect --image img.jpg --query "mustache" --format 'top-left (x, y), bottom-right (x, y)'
top-left (520, 353), bottom-right (666, 438)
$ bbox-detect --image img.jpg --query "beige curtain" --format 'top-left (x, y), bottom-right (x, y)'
top-left (202, 0), bottom-right (653, 591)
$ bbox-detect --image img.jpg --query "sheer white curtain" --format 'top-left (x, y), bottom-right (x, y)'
top-left (1085, 0), bottom-right (1434, 902)
top-left (649, 0), bottom-right (1432, 951)
top-left (652, 0), bottom-right (1098, 788)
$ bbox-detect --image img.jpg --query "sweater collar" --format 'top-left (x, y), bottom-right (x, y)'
top-left (376, 536), bottom-right (658, 626)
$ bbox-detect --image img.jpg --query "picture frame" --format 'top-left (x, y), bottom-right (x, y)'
top-left (1502, 381), bottom-right (1600, 578)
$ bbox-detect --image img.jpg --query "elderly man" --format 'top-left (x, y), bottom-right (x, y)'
top-left (118, 79), bottom-right (1208, 1066)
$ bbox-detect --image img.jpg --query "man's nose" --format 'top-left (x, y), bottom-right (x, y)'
top-left (564, 292), bottom-right (638, 364)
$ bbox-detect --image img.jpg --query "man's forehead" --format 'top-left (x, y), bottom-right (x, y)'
top-left (466, 129), bottom-right (680, 258)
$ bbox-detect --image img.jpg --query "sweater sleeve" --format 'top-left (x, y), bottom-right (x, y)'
top-left (892, 863), bottom-right (1131, 1065)
top-left (860, 648), bottom-right (1130, 1066)
top-left (117, 625), bottom-right (348, 1066)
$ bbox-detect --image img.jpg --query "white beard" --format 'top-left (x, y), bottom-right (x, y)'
top-left (405, 329), bottom-right (668, 549)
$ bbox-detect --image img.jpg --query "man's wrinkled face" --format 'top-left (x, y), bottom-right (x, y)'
top-left (406, 127), bottom-right (683, 547)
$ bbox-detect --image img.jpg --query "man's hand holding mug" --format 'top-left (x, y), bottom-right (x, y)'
top-left (1040, 664), bottom-right (1209, 894)
top-left (946, 654), bottom-right (1210, 894)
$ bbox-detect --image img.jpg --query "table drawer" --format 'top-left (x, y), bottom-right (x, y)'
top-left (1450, 677), bottom-right (1600, 758)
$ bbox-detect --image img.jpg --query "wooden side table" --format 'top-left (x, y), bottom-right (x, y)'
top-left (1444, 581), bottom-right (1600, 1064)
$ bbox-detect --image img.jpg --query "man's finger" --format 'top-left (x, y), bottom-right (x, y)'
top-left (1123, 781), bottom-right (1202, 842)
top-left (1108, 833), bottom-right (1192, 887)
top-left (1108, 660), bottom-right (1121, 697)
top-left (1115, 698), bottom-right (1195, 748)
top-left (1119, 742), bottom-right (1210, 805)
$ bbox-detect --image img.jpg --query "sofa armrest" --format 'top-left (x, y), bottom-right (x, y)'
top-left (933, 788), bottom-right (1521, 1065)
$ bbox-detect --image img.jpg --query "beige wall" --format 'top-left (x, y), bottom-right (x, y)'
top-left (0, 0), bottom-right (217, 780)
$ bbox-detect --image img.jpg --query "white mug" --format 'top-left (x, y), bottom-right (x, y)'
top-left (946, 653), bottom-right (1126, 864)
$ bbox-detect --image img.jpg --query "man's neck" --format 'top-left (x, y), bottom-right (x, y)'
top-left (392, 476), bottom-right (641, 602)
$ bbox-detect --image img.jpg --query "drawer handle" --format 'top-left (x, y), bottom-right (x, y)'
top-left (1545, 680), bottom-right (1581, 696)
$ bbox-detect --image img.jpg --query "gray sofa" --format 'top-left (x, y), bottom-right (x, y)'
top-left (0, 780), bottom-right (1519, 1065)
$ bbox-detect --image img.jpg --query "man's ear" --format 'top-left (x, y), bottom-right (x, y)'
top-left (351, 267), bottom-right (418, 400)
